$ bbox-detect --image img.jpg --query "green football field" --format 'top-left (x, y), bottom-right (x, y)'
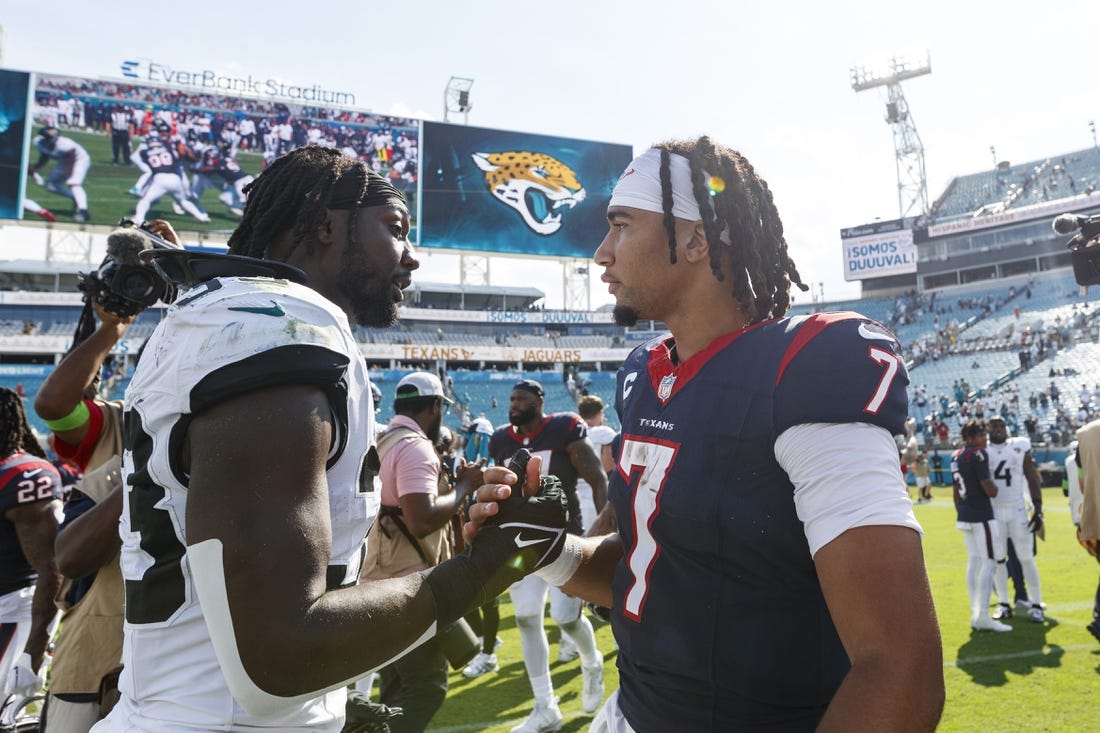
top-left (25, 127), bottom-right (259, 236)
top-left (23, 127), bottom-right (418, 239)
top-left (421, 484), bottom-right (1100, 732)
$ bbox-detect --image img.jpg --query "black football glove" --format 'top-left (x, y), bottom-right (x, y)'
top-left (341, 690), bottom-right (401, 733)
top-left (470, 473), bottom-right (570, 590)
top-left (425, 474), bottom-right (569, 625)
top-left (1027, 510), bottom-right (1043, 535)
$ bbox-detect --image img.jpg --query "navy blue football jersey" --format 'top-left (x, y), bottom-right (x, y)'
top-left (608, 312), bottom-right (909, 730)
top-left (0, 453), bottom-right (63, 596)
top-left (952, 445), bottom-right (993, 522)
top-left (489, 413), bottom-right (587, 535)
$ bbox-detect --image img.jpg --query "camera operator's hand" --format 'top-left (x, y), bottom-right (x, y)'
top-left (142, 219), bottom-right (181, 247)
top-left (91, 299), bottom-right (136, 330)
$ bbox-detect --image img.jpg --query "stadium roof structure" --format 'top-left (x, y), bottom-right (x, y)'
top-left (402, 281), bottom-right (544, 310)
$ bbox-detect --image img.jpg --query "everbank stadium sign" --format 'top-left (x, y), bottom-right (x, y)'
top-left (119, 59), bottom-right (357, 106)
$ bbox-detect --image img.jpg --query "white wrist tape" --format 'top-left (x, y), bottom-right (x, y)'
top-left (534, 534), bottom-right (584, 587)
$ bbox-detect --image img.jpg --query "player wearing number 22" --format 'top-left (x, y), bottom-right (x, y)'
top-left (532, 138), bottom-right (944, 732)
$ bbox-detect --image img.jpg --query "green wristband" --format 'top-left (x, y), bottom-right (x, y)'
top-left (44, 401), bottom-right (90, 432)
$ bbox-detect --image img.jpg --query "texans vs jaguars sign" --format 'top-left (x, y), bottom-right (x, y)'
top-left (420, 121), bottom-right (632, 258)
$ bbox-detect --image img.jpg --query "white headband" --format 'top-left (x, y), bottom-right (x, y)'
top-left (609, 149), bottom-right (702, 221)
top-left (609, 148), bottom-right (731, 245)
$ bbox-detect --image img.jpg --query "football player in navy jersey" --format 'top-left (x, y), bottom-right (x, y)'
top-left (488, 379), bottom-right (608, 732)
top-left (93, 147), bottom-right (570, 732)
top-left (0, 387), bottom-right (63, 699)
top-left (952, 420), bottom-right (1011, 632)
top-left (511, 136), bottom-right (944, 732)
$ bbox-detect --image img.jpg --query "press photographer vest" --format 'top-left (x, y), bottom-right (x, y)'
top-left (361, 426), bottom-right (453, 580)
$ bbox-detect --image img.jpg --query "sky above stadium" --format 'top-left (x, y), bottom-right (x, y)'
top-left (3, 0), bottom-right (1098, 309)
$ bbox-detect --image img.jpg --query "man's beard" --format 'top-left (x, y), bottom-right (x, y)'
top-left (509, 405), bottom-right (538, 427)
top-left (426, 410), bottom-right (442, 444)
top-left (338, 244), bottom-right (399, 328)
top-left (612, 304), bottom-right (639, 327)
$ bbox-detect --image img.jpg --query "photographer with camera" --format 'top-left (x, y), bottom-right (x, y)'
top-left (33, 220), bottom-right (178, 732)
top-left (360, 373), bottom-right (481, 733)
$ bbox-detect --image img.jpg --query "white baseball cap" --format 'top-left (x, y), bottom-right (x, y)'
top-left (395, 372), bottom-right (454, 404)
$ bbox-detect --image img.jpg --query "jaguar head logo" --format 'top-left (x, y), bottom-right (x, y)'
top-left (472, 151), bottom-right (586, 236)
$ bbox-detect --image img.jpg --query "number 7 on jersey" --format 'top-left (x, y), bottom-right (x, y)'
top-left (618, 437), bottom-right (678, 622)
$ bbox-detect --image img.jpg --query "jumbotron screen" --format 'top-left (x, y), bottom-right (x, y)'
top-left (419, 121), bottom-right (633, 258)
top-left (11, 70), bottom-right (418, 236)
top-left (2, 67), bottom-right (633, 260)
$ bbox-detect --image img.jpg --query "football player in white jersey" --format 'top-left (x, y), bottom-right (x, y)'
top-left (985, 416), bottom-right (1046, 622)
top-left (93, 146), bottom-right (569, 733)
top-left (574, 394), bottom-right (614, 530)
top-left (28, 126), bottom-right (91, 223)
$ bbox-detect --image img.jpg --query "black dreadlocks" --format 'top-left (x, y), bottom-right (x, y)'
top-left (227, 146), bottom-right (368, 261)
top-left (0, 387), bottom-right (47, 460)
top-left (653, 137), bottom-right (808, 324)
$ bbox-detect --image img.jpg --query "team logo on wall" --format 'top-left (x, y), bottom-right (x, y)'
top-left (657, 374), bottom-right (676, 401)
top-left (472, 151), bottom-right (586, 235)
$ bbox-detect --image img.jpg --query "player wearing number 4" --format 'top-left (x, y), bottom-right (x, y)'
top-left (985, 416), bottom-right (1046, 623)
top-left (511, 137), bottom-right (945, 732)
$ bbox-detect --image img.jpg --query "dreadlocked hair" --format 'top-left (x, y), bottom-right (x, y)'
top-left (0, 387), bottom-right (47, 459)
top-left (227, 146), bottom-right (368, 260)
top-left (653, 137), bottom-right (808, 325)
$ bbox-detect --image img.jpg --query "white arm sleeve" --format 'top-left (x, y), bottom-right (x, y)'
top-left (774, 422), bottom-right (922, 557)
top-left (189, 539), bottom-right (436, 716)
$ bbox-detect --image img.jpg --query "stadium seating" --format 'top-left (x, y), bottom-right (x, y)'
top-left (930, 146), bottom-right (1100, 222)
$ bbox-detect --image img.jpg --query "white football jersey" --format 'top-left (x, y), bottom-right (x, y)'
top-left (574, 423), bottom-right (616, 530)
top-left (106, 276), bottom-right (374, 731)
top-left (985, 436), bottom-right (1032, 507)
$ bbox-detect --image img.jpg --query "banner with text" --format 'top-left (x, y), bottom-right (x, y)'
top-left (841, 225), bottom-right (917, 281)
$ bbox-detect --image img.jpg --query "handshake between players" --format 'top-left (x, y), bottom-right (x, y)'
top-left (432, 450), bottom-right (571, 627)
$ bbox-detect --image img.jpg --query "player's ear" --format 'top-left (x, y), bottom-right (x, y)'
top-left (316, 209), bottom-right (340, 247)
top-left (680, 220), bottom-right (710, 264)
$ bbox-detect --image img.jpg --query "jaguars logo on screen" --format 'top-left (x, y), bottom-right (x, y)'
top-left (472, 151), bottom-right (586, 236)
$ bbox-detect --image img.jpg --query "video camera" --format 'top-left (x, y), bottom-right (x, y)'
top-left (1051, 212), bottom-right (1100, 286)
top-left (77, 219), bottom-right (177, 318)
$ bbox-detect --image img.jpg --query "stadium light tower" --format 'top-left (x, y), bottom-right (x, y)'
top-left (443, 77), bottom-right (474, 124)
top-left (850, 53), bottom-right (932, 219)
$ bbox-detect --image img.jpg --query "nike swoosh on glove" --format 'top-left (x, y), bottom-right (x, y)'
top-left (3, 653), bottom-right (43, 697)
top-left (468, 475), bottom-right (570, 595)
top-left (425, 475), bottom-right (569, 626)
